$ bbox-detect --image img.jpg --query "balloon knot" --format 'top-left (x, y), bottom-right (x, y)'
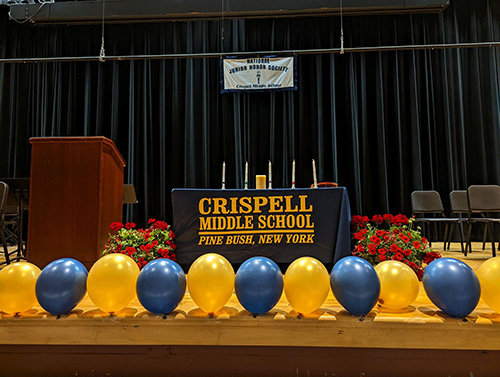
top-left (162, 314), bottom-right (167, 320)
top-left (359, 315), bottom-right (366, 322)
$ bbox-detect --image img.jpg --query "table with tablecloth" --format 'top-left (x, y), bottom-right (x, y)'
top-left (171, 187), bottom-right (352, 268)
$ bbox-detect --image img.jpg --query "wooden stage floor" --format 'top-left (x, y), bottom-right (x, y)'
top-left (1, 243), bottom-right (500, 376)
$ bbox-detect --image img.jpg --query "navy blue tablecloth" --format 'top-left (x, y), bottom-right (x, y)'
top-left (171, 188), bottom-right (351, 267)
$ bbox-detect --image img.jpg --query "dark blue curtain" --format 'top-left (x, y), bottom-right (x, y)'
top-left (1, 0), bottom-right (500, 226)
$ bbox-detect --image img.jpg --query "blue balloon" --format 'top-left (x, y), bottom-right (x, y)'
top-left (423, 257), bottom-right (481, 317)
top-left (136, 258), bottom-right (186, 315)
top-left (235, 257), bottom-right (283, 314)
top-left (330, 256), bottom-right (380, 316)
top-left (35, 258), bottom-right (88, 315)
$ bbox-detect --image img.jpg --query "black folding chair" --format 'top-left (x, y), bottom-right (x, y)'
top-left (0, 182), bottom-right (12, 265)
top-left (466, 185), bottom-right (500, 257)
top-left (411, 190), bottom-right (463, 251)
top-left (446, 190), bottom-right (468, 254)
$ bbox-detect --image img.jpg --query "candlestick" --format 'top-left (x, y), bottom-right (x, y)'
top-left (312, 159), bottom-right (318, 188)
top-left (222, 161), bottom-right (226, 190)
top-left (268, 161), bottom-right (272, 189)
top-left (292, 159), bottom-right (296, 189)
top-left (244, 161), bottom-right (248, 190)
top-left (256, 175), bottom-right (266, 189)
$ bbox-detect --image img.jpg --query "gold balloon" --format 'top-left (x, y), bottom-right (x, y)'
top-left (284, 257), bottom-right (330, 314)
top-left (187, 253), bottom-right (235, 314)
top-left (87, 254), bottom-right (140, 313)
top-left (375, 260), bottom-right (419, 310)
top-left (0, 262), bottom-right (41, 314)
top-left (477, 256), bottom-right (500, 313)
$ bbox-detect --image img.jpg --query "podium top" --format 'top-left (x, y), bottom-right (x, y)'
top-left (30, 136), bottom-right (126, 167)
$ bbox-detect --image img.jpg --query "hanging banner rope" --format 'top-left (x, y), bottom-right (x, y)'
top-left (221, 56), bottom-right (297, 93)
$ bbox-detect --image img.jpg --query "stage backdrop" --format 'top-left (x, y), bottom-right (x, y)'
top-left (1, 0), bottom-right (500, 228)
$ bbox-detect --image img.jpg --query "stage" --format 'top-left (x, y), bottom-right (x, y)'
top-left (1, 244), bottom-right (500, 376)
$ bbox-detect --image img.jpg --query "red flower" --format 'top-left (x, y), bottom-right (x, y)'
top-left (413, 241), bottom-right (421, 250)
top-left (154, 221), bottom-right (170, 231)
top-left (169, 230), bottom-right (175, 239)
top-left (390, 244), bottom-right (400, 253)
top-left (398, 234), bottom-right (410, 243)
top-left (148, 218), bottom-right (156, 224)
top-left (384, 235), bottom-right (391, 243)
top-left (170, 254), bottom-right (177, 262)
top-left (125, 246), bottom-right (136, 256)
top-left (392, 214), bottom-right (409, 225)
top-left (354, 231), bottom-right (366, 241)
top-left (379, 255), bottom-right (387, 262)
top-left (394, 252), bottom-right (404, 261)
top-left (378, 248), bottom-right (387, 255)
top-left (110, 222), bottom-right (124, 231)
top-left (376, 230), bottom-right (387, 237)
top-left (424, 251), bottom-right (441, 265)
top-left (370, 235), bottom-right (382, 245)
top-left (369, 248), bottom-right (377, 255)
top-left (368, 243), bottom-right (377, 251)
top-left (372, 214), bottom-right (384, 224)
top-left (351, 215), bottom-right (369, 228)
top-left (403, 249), bottom-right (412, 256)
top-left (383, 214), bottom-right (393, 223)
top-left (415, 268), bottom-right (424, 279)
top-left (422, 237), bottom-right (428, 245)
top-left (152, 240), bottom-right (159, 247)
top-left (125, 222), bottom-right (136, 229)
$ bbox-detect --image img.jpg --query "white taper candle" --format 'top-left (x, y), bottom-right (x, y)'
top-left (312, 159), bottom-right (318, 188)
top-left (292, 159), bottom-right (296, 189)
top-left (268, 160), bottom-right (272, 189)
top-left (222, 161), bottom-right (226, 189)
top-left (244, 161), bottom-right (248, 189)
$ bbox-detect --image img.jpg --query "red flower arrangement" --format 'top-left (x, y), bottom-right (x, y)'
top-left (351, 214), bottom-right (441, 279)
top-left (102, 218), bottom-right (177, 269)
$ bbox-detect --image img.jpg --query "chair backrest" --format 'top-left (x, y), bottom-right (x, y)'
top-left (411, 190), bottom-right (445, 214)
top-left (449, 190), bottom-right (468, 213)
top-left (467, 185), bottom-right (500, 212)
top-left (0, 181), bottom-right (8, 212)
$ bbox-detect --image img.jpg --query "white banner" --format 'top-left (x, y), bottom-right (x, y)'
top-left (222, 56), bottom-right (296, 92)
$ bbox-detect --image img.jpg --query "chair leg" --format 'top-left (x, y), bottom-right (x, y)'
top-left (446, 223), bottom-right (456, 250)
top-left (487, 222), bottom-right (496, 257)
top-left (0, 220), bottom-right (11, 265)
top-left (466, 222), bottom-right (473, 256)
top-left (443, 223), bottom-right (450, 250)
top-left (482, 223), bottom-right (488, 251)
top-left (458, 220), bottom-right (466, 255)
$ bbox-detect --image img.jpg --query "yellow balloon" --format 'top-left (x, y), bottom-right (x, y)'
top-left (284, 257), bottom-right (330, 314)
top-left (0, 262), bottom-right (41, 314)
top-left (477, 256), bottom-right (500, 313)
top-left (87, 254), bottom-right (140, 313)
top-left (187, 253), bottom-right (234, 314)
top-left (375, 261), bottom-right (419, 310)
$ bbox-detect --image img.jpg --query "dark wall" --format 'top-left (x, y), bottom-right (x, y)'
top-left (1, 0), bottom-right (500, 226)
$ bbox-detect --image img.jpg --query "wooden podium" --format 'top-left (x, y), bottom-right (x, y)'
top-left (27, 137), bottom-right (126, 270)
